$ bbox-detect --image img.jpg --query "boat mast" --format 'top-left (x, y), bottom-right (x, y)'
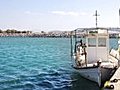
top-left (94, 10), bottom-right (100, 28)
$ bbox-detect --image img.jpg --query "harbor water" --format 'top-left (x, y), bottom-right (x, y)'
top-left (0, 37), bottom-right (118, 90)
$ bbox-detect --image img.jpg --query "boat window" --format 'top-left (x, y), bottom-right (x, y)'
top-left (98, 38), bottom-right (106, 47)
top-left (88, 38), bottom-right (96, 47)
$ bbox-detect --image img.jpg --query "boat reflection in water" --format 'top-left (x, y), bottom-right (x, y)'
top-left (70, 72), bottom-right (100, 90)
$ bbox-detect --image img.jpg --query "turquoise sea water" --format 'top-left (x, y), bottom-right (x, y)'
top-left (0, 37), bottom-right (118, 90)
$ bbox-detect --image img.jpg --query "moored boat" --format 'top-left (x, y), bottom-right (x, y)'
top-left (70, 27), bottom-right (119, 87)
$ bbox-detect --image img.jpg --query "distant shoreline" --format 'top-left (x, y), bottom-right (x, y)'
top-left (0, 33), bottom-right (71, 38)
top-left (0, 33), bottom-right (119, 38)
top-left (0, 29), bottom-right (119, 38)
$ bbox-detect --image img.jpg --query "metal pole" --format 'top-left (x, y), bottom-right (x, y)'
top-left (74, 29), bottom-right (77, 53)
top-left (93, 10), bottom-right (100, 28)
top-left (119, 9), bottom-right (120, 27)
top-left (70, 31), bottom-right (73, 57)
top-left (118, 9), bottom-right (120, 66)
top-left (96, 10), bottom-right (97, 27)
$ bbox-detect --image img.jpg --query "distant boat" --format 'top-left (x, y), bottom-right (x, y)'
top-left (70, 27), bottom-right (120, 87)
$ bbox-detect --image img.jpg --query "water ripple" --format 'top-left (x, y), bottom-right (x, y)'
top-left (0, 37), bottom-right (113, 90)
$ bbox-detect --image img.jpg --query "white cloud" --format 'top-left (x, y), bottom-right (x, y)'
top-left (51, 11), bottom-right (79, 16)
top-left (25, 11), bottom-right (32, 14)
top-left (51, 11), bottom-right (66, 15)
top-left (24, 11), bottom-right (42, 15)
top-left (51, 11), bottom-right (87, 16)
top-left (80, 12), bottom-right (87, 16)
top-left (67, 12), bottom-right (79, 16)
top-left (24, 11), bottom-right (87, 17)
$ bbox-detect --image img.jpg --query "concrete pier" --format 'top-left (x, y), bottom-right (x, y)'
top-left (104, 67), bottom-right (120, 90)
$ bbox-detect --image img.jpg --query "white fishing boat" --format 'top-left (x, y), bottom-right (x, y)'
top-left (72, 28), bottom-right (119, 86)
top-left (70, 11), bottom-right (120, 87)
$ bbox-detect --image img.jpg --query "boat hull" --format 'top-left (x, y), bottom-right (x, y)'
top-left (73, 66), bottom-right (116, 87)
top-left (101, 67), bottom-right (116, 86)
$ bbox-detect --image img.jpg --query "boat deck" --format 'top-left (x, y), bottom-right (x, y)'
top-left (104, 67), bottom-right (120, 90)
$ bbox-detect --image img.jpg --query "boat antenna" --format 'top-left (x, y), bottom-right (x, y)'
top-left (93, 10), bottom-right (100, 28)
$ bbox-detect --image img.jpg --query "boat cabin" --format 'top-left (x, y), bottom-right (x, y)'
top-left (85, 29), bottom-right (109, 63)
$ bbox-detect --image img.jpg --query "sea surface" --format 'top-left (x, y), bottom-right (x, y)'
top-left (0, 37), bottom-right (118, 90)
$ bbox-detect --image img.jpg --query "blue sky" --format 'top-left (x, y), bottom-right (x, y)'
top-left (0, 0), bottom-right (120, 32)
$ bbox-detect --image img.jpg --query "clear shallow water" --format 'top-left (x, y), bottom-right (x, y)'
top-left (0, 37), bottom-right (118, 90)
